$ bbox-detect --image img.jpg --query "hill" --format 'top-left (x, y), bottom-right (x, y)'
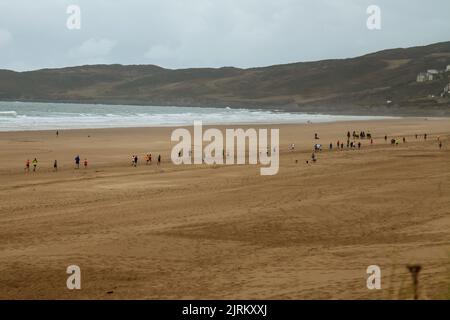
top-left (1, 41), bottom-right (450, 115)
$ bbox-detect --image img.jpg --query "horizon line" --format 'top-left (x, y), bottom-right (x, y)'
top-left (2, 40), bottom-right (449, 73)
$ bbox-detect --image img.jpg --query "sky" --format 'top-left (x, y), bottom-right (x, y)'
top-left (0, 0), bottom-right (449, 71)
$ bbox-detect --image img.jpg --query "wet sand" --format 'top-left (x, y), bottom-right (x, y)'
top-left (0, 118), bottom-right (449, 299)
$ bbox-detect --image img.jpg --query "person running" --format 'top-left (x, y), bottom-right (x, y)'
top-left (134, 155), bottom-right (138, 167)
top-left (146, 154), bottom-right (150, 165)
top-left (311, 152), bottom-right (316, 163)
top-left (84, 158), bottom-right (88, 169)
top-left (340, 143), bottom-right (344, 149)
top-left (358, 142), bottom-right (361, 149)
top-left (157, 154), bottom-right (161, 165)
top-left (415, 134), bottom-right (418, 139)
top-left (32, 158), bottom-right (38, 172)
top-left (347, 131), bottom-right (351, 139)
top-left (75, 155), bottom-right (80, 169)
top-left (384, 135), bottom-right (387, 142)
top-left (329, 143), bottom-right (333, 150)
top-left (439, 141), bottom-right (442, 149)
top-left (56, 130), bottom-right (59, 137)
top-left (149, 153), bottom-right (152, 164)
top-left (370, 138), bottom-right (373, 145)
top-left (53, 160), bottom-right (58, 172)
top-left (424, 133), bottom-right (427, 140)
top-left (25, 159), bottom-right (30, 172)
top-left (403, 137), bottom-right (406, 143)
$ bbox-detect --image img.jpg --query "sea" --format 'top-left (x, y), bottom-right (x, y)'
top-left (0, 101), bottom-right (393, 131)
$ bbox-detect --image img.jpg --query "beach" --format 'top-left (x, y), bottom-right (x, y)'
top-left (0, 118), bottom-right (449, 299)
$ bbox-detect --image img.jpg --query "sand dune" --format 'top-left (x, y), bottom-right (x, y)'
top-left (0, 118), bottom-right (449, 299)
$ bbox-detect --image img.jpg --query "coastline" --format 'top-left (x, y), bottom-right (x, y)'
top-left (0, 118), bottom-right (402, 133)
top-left (0, 100), bottom-right (407, 132)
top-left (2, 116), bottom-right (450, 135)
top-left (2, 98), bottom-right (450, 117)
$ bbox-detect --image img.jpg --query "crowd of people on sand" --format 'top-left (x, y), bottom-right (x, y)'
top-left (23, 130), bottom-right (166, 173)
top-left (130, 154), bottom-right (161, 167)
top-left (25, 153), bottom-right (163, 173)
top-left (302, 130), bottom-right (443, 164)
top-left (22, 129), bottom-right (444, 172)
top-left (25, 155), bottom-right (89, 172)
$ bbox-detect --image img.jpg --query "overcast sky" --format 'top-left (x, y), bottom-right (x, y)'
top-left (0, 0), bottom-right (449, 71)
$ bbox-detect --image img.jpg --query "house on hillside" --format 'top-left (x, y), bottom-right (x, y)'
top-left (417, 69), bottom-right (445, 82)
top-left (417, 70), bottom-right (438, 82)
top-left (416, 72), bottom-right (428, 82)
top-left (427, 69), bottom-right (439, 80)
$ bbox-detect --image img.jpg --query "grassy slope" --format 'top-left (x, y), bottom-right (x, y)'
top-left (1, 42), bottom-right (450, 115)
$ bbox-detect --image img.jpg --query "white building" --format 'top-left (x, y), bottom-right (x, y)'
top-left (417, 68), bottom-right (446, 82)
top-left (416, 72), bottom-right (428, 82)
top-left (417, 72), bottom-right (435, 82)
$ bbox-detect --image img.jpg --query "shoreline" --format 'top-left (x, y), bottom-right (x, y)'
top-left (3, 100), bottom-right (450, 133)
top-left (1, 100), bottom-right (409, 132)
top-left (2, 98), bottom-right (450, 118)
top-left (2, 115), bottom-right (447, 134)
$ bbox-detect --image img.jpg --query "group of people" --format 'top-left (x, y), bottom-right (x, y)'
top-left (132, 153), bottom-right (161, 167)
top-left (414, 133), bottom-right (427, 140)
top-left (305, 131), bottom-right (370, 164)
top-left (25, 155), bottom-right (88, 172)
top-left (328, 140), bottom-right (363, 151)
top-left (26, 153), bottom-right (164, 172)
top-left (25, 158), bottom-right (39, 172)
top-left (24, 129), bottom-right (444, 172)
top-left (306, 130), bottom-right (443, 164)
top-left (385, 133), bottom-right (434, 146)
top-left (349, 130), bottom-right (372, 140)
top-left (412, 133), bottom-right (443, 149)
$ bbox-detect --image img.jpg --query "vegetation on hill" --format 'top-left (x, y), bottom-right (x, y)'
top-left (1, 41), bottom-right (450, 115)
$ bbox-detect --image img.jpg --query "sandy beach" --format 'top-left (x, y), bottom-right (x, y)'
top-left (0, 118), bottom-right (449, 299)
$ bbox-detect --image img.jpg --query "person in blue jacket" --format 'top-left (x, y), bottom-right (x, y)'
top-left (75, 155), bottom-right (80, 169)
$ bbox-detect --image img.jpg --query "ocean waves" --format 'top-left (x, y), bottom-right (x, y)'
top-left (0, 101), bottom-right (392, 131)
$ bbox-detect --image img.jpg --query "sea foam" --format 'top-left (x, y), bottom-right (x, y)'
top-left (0, 101), bottom-right (393, 131)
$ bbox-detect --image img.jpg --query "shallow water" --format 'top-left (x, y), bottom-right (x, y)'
top-left (0, 101), bottom-right (393, 131)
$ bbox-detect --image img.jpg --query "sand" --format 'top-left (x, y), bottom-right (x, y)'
top-left (0, 118), bottom-right (449, 299)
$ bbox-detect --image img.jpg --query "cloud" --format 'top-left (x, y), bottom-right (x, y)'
top-left (69, 38), bottom-right (117, 58)
top-left (145, 44), bottom-right (176, 61)
top-left (0, 29), bottom-right (12, 46)
top-left (0, 0), bottom-right (450, 71)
